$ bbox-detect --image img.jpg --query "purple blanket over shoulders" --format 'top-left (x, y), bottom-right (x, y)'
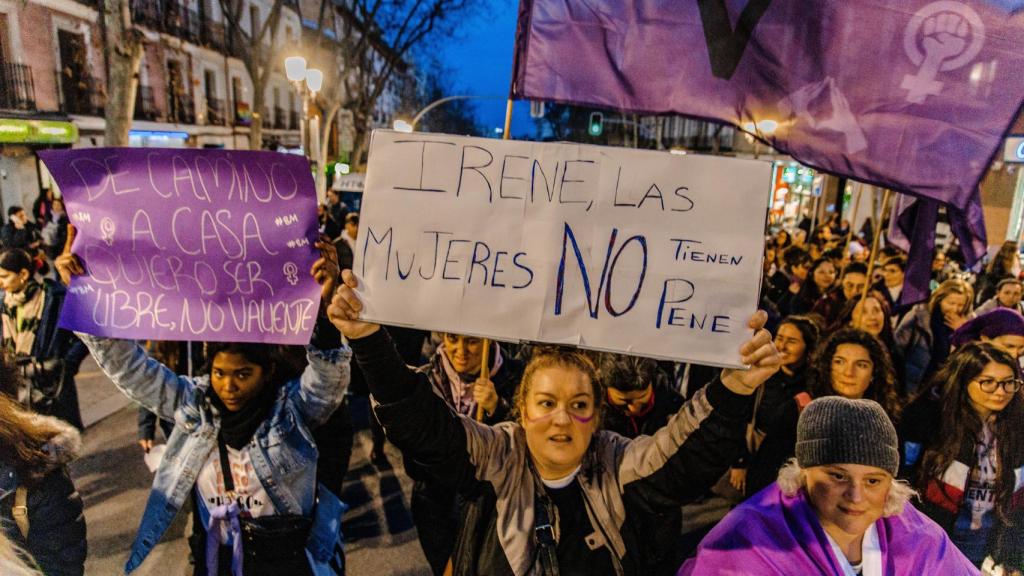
top-left (679, 483), bottom-right (978, 575)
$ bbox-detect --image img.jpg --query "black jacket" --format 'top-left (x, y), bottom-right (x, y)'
top-left (352, 328), bottom-right (753, 576)
top-left (0, 223), bottom-right (39, 252)
top-left (734, 368), bottom-right (808, 474)
top-left (0, 415), bottom-right (86, 576)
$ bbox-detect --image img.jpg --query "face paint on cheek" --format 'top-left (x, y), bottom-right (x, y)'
top-left (524, 408), bottom-right (595, 424)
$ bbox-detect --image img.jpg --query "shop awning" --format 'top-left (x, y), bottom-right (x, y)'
top-left (0, 118), bottom-right (78, 145)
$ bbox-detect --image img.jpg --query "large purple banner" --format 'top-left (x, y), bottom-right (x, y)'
top-left (512, 0), bottom-right (1024, 210)
top-left (39, 148), bottom-right (321, 345)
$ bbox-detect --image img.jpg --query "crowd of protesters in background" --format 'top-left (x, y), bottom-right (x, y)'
top-left (1, 191), bottom-right (1022, 575)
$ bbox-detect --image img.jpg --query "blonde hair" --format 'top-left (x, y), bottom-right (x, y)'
top-left (776, 458), bottom-right (918, 517)
top-left (927, 278), bottom-right (973, 316)
top-left (0, 531), bottom-right (41, 576)
top-left (513, 347), bottom-right (602, 425)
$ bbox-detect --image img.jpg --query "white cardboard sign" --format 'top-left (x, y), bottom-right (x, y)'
top-left (354, 130), bottom-right (771, 367)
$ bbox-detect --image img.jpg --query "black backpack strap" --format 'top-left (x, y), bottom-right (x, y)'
top-left (534, 494), bottom-right (560, 576)
top-left (217, 437), bottom-right (237, 498)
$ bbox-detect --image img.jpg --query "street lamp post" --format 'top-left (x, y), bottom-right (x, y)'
top-left (393, 94), bottom-right (505, 133)
top-left (284, 54), bottom-right (323, 196)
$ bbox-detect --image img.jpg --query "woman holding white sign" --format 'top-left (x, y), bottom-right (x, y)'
top-left (56, 241), bottom-right (351, 576)
top-left (328, 270), bottom-right (780, 575)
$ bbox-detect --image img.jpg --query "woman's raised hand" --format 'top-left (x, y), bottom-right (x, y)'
top-left (720, 310), bottom-right (781, 396)
top-left (54, 223), bottom-right (84, 286)
top-left (327, 270), bottom-right (381, 340)
top-left (312, 237), bottom-right (340, 303)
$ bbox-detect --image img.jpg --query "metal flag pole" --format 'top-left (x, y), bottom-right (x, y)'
top-left (476, 339), bottom-right (492, 422)
top-left (861, 189), bottom-right (893, 303)
top-left (846, 182), bottom-right (864, 248)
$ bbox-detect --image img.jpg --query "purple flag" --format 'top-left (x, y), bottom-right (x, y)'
top-left (888, 190), bottom-right (987, 305)
top-left (39, 148), bottom-right (321, 345)
top-left (513, 0), bottom-right (1024, 210)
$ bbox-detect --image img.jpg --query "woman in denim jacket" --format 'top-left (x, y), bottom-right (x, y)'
top-left (56, 242), bottom-right (351, 575)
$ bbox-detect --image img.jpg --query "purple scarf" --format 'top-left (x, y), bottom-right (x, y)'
top-left (679, 483), bottom-right (979, 575)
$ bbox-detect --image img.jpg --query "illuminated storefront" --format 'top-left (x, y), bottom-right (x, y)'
top-left (0, 117), bottom-right (77, 216)
top-left (769, 161), bottom-right (823, 226)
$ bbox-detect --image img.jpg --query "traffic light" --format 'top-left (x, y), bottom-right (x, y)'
top-left (588, 112), bottom-right (604, 137)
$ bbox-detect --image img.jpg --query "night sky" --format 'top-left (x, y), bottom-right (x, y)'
top-left (435, 1), bottom-right (536, 138)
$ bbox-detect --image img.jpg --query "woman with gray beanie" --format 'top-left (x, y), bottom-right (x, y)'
top-left (681, 396), bottom-right (978, 575)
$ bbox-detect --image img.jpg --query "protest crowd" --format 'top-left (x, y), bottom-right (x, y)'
top-left (0, 186), bottom-right (1019, 576)
top-left (0, 0), bottom-right (1021, 571)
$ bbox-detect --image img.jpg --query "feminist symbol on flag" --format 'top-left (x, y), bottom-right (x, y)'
top-left (901, 1), bottom-right (986, 104)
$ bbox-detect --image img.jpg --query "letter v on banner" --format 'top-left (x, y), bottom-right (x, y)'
top-left (512, 0), bottom-right (1024, 225)
top-left (696, 0), bottom-right (774, 79)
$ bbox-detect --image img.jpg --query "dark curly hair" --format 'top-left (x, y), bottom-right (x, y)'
top-left (917, 342), bottom-right (1023, 526)
top-left (807, 327), bottom-right (902, 419)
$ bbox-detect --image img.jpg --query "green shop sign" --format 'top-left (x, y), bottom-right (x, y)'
top-left (0, 119), bottom-right (78, 145)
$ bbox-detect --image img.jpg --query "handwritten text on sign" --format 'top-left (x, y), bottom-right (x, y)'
top-left (356, 131), bottom-right (771, 367)
top-left (39, 148), bottom-right (320, 345)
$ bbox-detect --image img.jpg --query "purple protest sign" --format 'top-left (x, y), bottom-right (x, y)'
top-left (512, 0), bottom-right (1024, 211)
top-left (38, 148), bottom-right (320, 345)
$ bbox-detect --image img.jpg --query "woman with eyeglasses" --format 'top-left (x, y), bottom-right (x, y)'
top-left (899, 342), bottom-right (1024, 574)
top-left (328, 271), bottom-right (781, 576)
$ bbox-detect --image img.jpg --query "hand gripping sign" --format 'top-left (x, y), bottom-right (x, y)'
top-left (354, 131), bottom-right (772, 368)
top-left (40, 148), bottom-right (321, 345)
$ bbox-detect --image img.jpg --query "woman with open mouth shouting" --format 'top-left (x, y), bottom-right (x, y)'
top-left (329, 270), bottom-right (781, 576)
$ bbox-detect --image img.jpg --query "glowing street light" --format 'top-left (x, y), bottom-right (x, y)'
top-left (305, 69), bottom-right (323, 94)
top-left (393, 119), bottom-right (413, 133)
top-left (285, 56), bottom-right (307, 82)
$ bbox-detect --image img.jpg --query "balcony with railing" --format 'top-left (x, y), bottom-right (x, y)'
top-left (56, 71), bottom-right (104, 116)
top-left (129, 1), bottom-right (214, 47)
top-left (134, 85), bottom-right (159, 121)
top-left (130, 0), bottom-right (164, 31)
top-left (206, 97), bottom-right (226, 126)
top-left (225, 34), bottom-right (247, 60)
top-left (201, 20), bottom-right (226, 52)
top-left (0, 63), bottom-right (36, 111)
top-left (164, 6), bottom-right (200, 44)
top-left (167, 89), bottom-right (195, 124)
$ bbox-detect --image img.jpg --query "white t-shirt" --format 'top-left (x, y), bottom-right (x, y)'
top-left (196, 444), bottom-right (276, 520)
top-left (826, 523), bottom-right (882, 576)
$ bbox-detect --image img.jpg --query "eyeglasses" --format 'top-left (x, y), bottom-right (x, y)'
top-left (973, 378), bottom-right (1023, 394)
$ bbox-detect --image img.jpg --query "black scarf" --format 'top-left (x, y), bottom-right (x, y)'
top-left (928, 308), bottom-right (953, 375)
top-left (209, 382), bottom-right (279, 449)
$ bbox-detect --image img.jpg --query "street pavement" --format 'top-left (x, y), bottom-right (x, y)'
top-left (69, 359), bottom-right (431, 576)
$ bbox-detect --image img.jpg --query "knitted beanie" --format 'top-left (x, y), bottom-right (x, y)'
top-left (951, 308), bottom-right (1024, 347)
top-left (795, 397), bottom-right (899, 476)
